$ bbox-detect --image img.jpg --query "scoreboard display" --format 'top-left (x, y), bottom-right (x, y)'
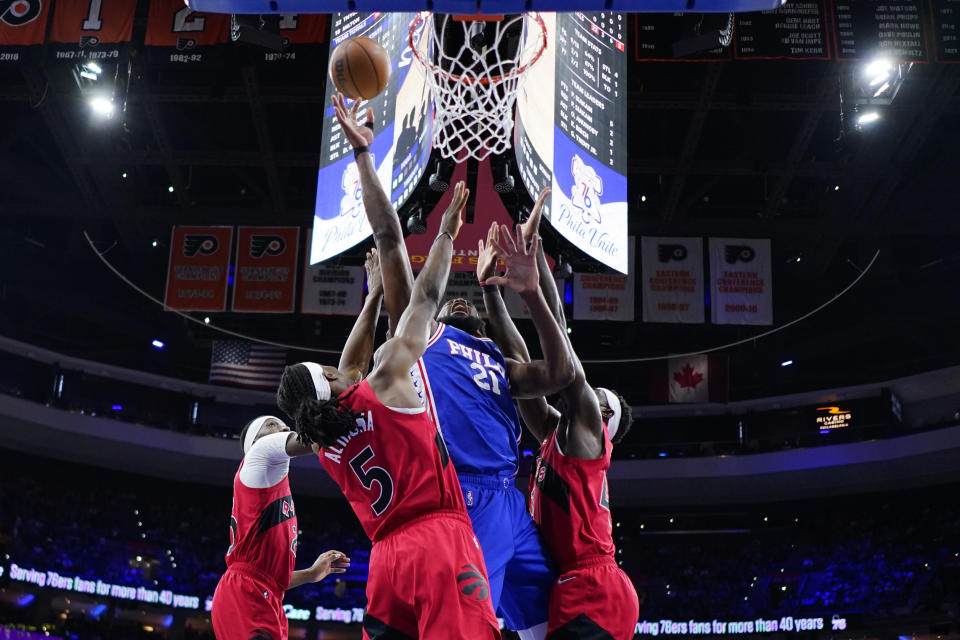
top-left (516, 12), bottom-right (630, 274)
top-left (311, 12), bottom-right (432, 265)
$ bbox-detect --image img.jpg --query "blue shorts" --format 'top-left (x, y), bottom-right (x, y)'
top-left (459, 473), bottom-right (556, 632)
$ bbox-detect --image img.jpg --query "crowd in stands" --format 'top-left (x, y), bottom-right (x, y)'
top-left (2, 450), bottom-right (959, 639)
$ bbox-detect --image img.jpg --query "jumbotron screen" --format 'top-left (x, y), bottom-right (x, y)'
top-left (311, 12), bottom-right (433, 265)
top-left (515, 12), bottom-right (629, 274)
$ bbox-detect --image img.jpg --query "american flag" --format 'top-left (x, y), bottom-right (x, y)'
top-left (209, 340), bottom-right (286, 390)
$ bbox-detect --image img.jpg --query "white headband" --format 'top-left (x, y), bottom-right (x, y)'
top-left (597, 388), bottom-right (622, 441)
top-left (243, 415), bottom-right (273, 455)
top-left (303, 362), bottom-right (332, 402)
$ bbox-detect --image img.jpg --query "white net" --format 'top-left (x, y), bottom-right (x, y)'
top-left (409, 12), bottom-right (547, 161)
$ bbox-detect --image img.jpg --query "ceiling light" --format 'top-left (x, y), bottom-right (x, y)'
top-left (167, 186), bottom-right (175, 193)
top-left (151, 240), bottom-right (158, 247)
top-left (89, 96), bottom-right (114, 118)
top-left (151, 339), bottom-right (165, 349)
top-left (204, 317), bottom-right (210, 324)
top-left (640, 195), bottom-right (647, 202)
top-left (122, 172), bottom-right (128, 179)
top-left (83, 61), bottom-right (102, 75)
top-left (834, 185), bottom-right (840, 191)
top-left (873, 82), bottom-right (891, 98)
top-left (80, 70), bottom-right (98, 81)
top-left (864, 58), bottom-right (892, 81)
top-left (857, 111), bottom-right (880, 126)
top-left (781, 360), bottom-right (793, 367)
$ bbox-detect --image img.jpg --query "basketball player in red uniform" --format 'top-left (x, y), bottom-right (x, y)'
top-left (212, 251), bottom-right (382, 640)
top-left (478, 191), bottom-right (639, 639)
top-left (277, 181), bottom-right (558, 639)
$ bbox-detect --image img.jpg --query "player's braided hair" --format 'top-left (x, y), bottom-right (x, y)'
top-left (276, 364), bottom-right (362, 449)
top-left (607, 388), bottom-right (634, 445)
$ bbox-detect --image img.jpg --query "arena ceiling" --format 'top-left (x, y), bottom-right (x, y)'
top-left (1, 12), bottom-right (959, 401)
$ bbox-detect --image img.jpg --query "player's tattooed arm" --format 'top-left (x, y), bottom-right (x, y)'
top-left (338, 248), bottom-right (384, 383)
top-left (333, 93), bottom-right (415, 333)
top-left (368, 182), bottom-right (469, 405)
top-left (288, 550), bottom-right (351, 589)
top-left (478, 221), bottom-right (560, 441)
top-left (486, 225), bottom-right (575, 400)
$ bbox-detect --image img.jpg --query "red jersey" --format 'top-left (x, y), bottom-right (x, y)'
top-left (529, 424), bottom-right (616, 571)
top-left (319, 380), bottom-right (465, 542)
top-left (225, 465), bottom-right (298, 595)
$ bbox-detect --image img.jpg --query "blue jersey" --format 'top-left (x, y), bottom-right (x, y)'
top-left (410, 323), bottom-right (522, 476)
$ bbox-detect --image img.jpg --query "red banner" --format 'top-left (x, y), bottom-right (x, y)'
top-left (405, 159), bottom-right (524, 273)
top-left (48, 0), bottom-right (136, 61)
top-left (145, 0), bottom-right (228, 64)
top-left (232, 227), bottom-right (300, 313)
top-left (279, 13), bottom-right (327, 44)
top-left (0, 0), bottom-right (52, 56)
top-left (164, 226), bottom-right (233, 312)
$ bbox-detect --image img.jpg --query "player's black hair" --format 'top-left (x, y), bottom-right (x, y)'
top-left (239, 419), bottom-right (254, 454)
top-left (276, 364), bottom-right (362, 449)
top-left (605, 388), bottom-right (634, 446)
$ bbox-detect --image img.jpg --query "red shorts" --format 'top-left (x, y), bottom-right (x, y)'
top-left (547, 555), bottom-right (639, 640)
top-left (363, 510), bottom-right (501, 640)
top-left (212, 564), bottom-right (287, 640)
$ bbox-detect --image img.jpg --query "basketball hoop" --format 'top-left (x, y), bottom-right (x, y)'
top-left (409, 12), bottom-right (547, 161)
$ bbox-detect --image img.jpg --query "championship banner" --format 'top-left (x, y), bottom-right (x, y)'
top-left (0, 0), bottom-right (52, 64)
top-left (502, 277), bottom-right (566, 320)
top-left (253, 14), bottom-right (328, 63)
top-left (145, 0), bottom-right (229, 65)
top-left (572, 238), bottom-right (636, 321)
top-left (164, 226), bottom-right (233, 312)
top-left (668, 354), bottom-right (709, 403)
top-left (302, 229), bottom-right (364, 315)
top-left (709, 238), bottom-right (773, 325)
top-left (641, 236), bottom-right (704, 324)
top-left (404, 159), bottom-right (518, 272)
top-left (232, 227), bottom-right (300, 313)
top-left (48, 0), bottom-right (137, 63)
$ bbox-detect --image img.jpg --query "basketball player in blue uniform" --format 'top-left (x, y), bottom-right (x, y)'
top-left (334, 94), bottom-right (570, 639)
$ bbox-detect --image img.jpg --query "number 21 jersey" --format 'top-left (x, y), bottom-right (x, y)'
top-left (411, 323), bottom-right (523, 476)
top-left (317, 379), bottom-right (465, 542)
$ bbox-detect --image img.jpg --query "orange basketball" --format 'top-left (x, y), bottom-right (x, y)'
top-left (328, 36), bottom-right (391, 101)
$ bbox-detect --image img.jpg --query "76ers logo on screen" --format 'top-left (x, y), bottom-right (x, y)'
top-left (570, 155), bottom-right (604, 225)
top-left (250, 235), bottom-right (286, 258)
top-left (184, 234), bottom-right (219, 257)
top-left (1, 0), bottom-right (40, 26)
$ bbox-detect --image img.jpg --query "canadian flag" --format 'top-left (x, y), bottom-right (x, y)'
top-left (668, 355), bottom-right (709, 403)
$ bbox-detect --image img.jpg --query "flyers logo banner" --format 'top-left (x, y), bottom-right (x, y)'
top-left (164, 226), bottom-right (233, 311)
top-left (1, 0), bottom-right (40, 26)
top-left (232, 227), bottom-right (299, 313)
top-left (709, 237), bottom-right (773, 326)
top-left (145, 0), bottom-right (228, 65)
top-left (641, 236), bottom-right (704, 324)
top-left (48, 0), bottom-right (136, 62)
top-left (0, 0), bottom-right (49, 54)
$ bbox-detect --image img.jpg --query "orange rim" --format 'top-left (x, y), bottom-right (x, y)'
top-left (408, 12), bottom-right (548, 86)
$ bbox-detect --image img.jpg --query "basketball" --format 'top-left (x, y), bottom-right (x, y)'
top-left (328, 36), bottom-right (391, 100)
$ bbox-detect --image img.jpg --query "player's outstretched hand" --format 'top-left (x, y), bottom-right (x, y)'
top-left (333, 92), bottom-right (374, 150)
top-left (440, 181), bottom-right (469, 241)
top-left (365, 247), bottom-right (382, 294)
top-left (307, 550), bottom-right (351, 583)
top-left (477, 221), bottom-right (500, 283)
top-left (521, 186), bottom-right (551, 247)
top-left (486, 224), bottom-right (540, 295)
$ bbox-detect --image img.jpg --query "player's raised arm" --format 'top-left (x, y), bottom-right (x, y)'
top-left (521, 187), bottom-right (565, 327)
top-left (337, 248), bottom-right (384, 383)
top-left (371, 182), bottom-right (469, 389)
top-left (333, 93), bottom-right (415, 332)
top-left (478, 221), bottom-right (560, 441)
top-left (485, 225), bottom-right (576, 400)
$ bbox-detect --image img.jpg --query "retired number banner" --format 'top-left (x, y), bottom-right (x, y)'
top-left (255, 14), bottom-right (328, 63)
top-left (572, 238), bottom-right (636, 321)
top-left (301, 231), bottom-right (364, 315)
top-left (709, 237), bottom-right (773, 325)
top-left (145, 0), bottom-right (229, 64)
top-left (48, 0), bottom-right (137, 63)
top-left (164, 226), bottom-right (233, 311)
top-left (641, 236), bottom-right (704, 323)
top-left (0, 0), bottom-right (52, 63)
top-left (232, 227), bottom-right (300, 313)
